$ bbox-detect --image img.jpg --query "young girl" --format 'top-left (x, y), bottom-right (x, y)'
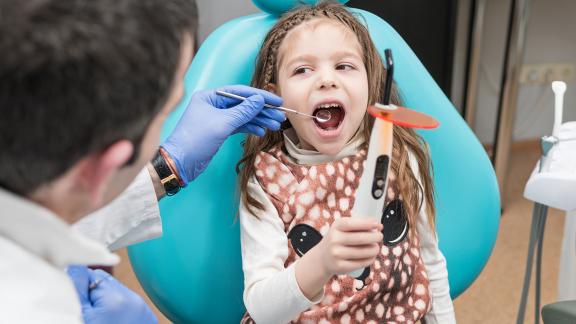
top-left (237, 2), bottom-right (456, 323)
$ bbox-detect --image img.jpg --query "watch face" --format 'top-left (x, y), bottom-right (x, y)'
top-left (288, 224), bottom-right (322, 257)
top-left (153, 151), bottom-right (181, 195)
top-left (164, 178), bottom-right (181, 196)
top-left (381, 199), bottom-right (409, 246)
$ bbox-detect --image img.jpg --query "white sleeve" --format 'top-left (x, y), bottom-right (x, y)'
top-left (240, 177), bottom-right (323, 324)
top-left (418, 209), bottom-right (457, 324)
top-left (409, 154), bottom-right (457, 324)
top-left (72, 168), bottom-right (162, 251)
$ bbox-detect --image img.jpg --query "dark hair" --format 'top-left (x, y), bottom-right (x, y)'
top-left (0, 0), bottom-right (198, 194)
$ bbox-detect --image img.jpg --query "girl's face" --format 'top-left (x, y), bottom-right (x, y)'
top-left (274, 19), bottom-right (369, 155)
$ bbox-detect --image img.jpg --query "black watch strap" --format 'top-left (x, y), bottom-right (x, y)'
top-left (152, 150), bottom-right (181, 196)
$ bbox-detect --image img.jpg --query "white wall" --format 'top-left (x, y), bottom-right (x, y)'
top-left (461, 0), bottom-right (576, 144)
top-left (513, 0), bottom-right (576, 141)
top-left (196, 0), bottom-right (576, 144)
top-left (196, 0), bottom-right (259, 42)
top-left (450, 0), bottom-right (472, 115)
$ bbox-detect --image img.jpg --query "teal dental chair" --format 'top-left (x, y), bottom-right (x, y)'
top-left (128, 1), bottom-right (501, 322)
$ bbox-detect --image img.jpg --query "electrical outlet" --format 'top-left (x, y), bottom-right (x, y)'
top-left (520, 63), bottom-right (575, 85)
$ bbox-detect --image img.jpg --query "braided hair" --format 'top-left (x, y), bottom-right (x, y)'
top-left (237, 1), bottom-right (436, 234)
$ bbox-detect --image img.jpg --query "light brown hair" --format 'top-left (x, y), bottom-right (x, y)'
top-left (237, 1), bottom-right (435, 232)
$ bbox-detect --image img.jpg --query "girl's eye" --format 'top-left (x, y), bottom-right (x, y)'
top-left (294, 67), bottom-right (312, 75)
top-left (336, 63), bottom-right (355, 71)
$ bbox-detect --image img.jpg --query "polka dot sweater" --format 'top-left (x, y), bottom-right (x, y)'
top-left (241, 143), bottom-right (431, 324)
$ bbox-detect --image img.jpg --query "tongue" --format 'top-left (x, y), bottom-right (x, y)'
top-left (317, 108), bottom-right (343, 128)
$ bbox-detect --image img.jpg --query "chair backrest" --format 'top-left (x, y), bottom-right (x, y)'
top-left (128, 4), bottom-right (500, 323)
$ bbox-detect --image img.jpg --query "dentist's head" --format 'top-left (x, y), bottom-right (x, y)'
top-left (0, 0), bottom-right (198, 222)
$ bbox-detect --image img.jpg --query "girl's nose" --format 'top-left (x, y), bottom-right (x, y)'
top-left (318, 77), bottom-right (337, 89)
top-left (316, 71), bottom-right (338, 89)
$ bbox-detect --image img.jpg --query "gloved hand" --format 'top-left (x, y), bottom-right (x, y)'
top-left (161, 85), bottom-right (285, 185)
top-left (67, 265), bottom-right (157, 324)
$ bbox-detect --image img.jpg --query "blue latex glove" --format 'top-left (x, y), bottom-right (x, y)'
top-left (161, 85), bottom-right (285, 185)
top-left (67, 266), bottom-right (157, 324)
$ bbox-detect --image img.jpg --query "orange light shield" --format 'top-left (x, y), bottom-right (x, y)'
top-left (368, 103), bottom-right (439, 129)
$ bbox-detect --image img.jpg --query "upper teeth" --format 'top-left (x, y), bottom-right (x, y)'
top-left (317, 103), bottom-right (340, 109)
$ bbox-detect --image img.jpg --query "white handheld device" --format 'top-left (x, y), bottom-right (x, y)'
top-left (348, 50), bottom-right (396, 278)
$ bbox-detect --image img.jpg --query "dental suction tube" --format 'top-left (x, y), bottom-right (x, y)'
top-left (551, 81), bottom-right (566, 138)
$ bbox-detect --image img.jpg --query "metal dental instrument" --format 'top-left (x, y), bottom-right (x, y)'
top-left (215, 90), bottom-right (331, 123)
top-left (89, 278), bottom-right (104, 290)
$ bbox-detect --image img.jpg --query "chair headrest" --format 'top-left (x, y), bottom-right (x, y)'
top-left (252, 0), bottom-right (349, 15)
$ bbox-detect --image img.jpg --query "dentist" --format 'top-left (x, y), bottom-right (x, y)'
top-left (0, 0), bottom-right (284, 323)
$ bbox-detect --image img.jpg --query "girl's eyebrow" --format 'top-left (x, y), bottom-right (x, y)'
top-left (332, 50), bottom-right (363, 60)
top-left (283, 54), bottom-right (316, 67)
top-left (283, 50), bottom-right (362, 67)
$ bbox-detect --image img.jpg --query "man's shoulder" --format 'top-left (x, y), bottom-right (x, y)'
top-left (1, 234), bottom-right (47, 264)
top-left (0, 234), bottom-right (62, 276)
top-left (0, 235), bottom-right (83, 324)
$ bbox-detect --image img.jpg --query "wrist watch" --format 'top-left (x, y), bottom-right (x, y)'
top-left (152, 149), bottom-right (182, 196)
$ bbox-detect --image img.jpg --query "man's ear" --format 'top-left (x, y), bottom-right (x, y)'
top-left (75, 140), bottom-right (134, 205)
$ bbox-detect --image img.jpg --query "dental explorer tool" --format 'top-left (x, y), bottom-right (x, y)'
top-left (215, 90), bottom-right (331, 123)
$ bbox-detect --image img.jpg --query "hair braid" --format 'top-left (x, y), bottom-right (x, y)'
top-left (260, 11), bottom-right (312, 86)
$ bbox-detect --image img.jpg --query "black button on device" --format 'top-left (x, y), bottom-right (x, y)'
top-left (371, 155), bottom-right (389, 199)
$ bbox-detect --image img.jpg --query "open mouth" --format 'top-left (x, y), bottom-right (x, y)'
top-left (313, 103), bottom-right (345, 130)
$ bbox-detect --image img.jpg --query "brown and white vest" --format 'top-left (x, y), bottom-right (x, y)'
top-left (243, 143), bottom-right (431, 324)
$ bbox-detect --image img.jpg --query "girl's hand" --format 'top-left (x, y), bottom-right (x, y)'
top-left (317, 217), bottom-right (383, 276)
top-left (295, 218), bottom-right (382, 300)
